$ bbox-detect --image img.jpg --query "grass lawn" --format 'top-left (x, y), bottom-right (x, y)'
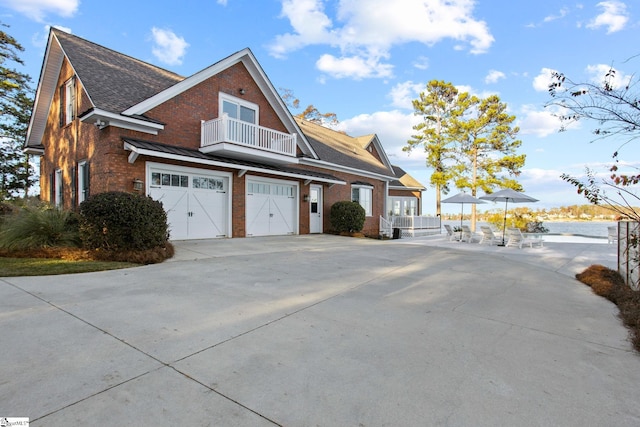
top-left (0, 257), bottom-right (139, 277)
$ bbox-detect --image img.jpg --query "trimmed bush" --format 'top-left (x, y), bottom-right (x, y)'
top-left (79, 192), bottom-right (169, 252)
top-left (0, 204), bottom-right (80, 250)
top-left (330, 201), bottom-right (365, 233)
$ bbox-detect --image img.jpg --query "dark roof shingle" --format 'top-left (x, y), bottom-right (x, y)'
top-left (295, 118), bottom-right (394, 177)
top-left (53, 29), bottom-right (184, 113)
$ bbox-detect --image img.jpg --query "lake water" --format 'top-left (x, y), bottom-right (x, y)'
top-left (443, 220), bottom-right (616, 237)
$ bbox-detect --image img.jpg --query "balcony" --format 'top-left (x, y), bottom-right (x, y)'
top-left (200, 115), bottom-right (297, 163)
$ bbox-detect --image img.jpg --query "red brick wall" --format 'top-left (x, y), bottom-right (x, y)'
top-left (141, 62), bottom-right (289, 150)
top-left (40, 57), bottom-right (103, 208)
top-left (296, 165), bottom-right (385, 236)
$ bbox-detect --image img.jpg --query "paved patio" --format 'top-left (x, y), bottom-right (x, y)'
top-left (1, 234), bottom-right (638, 426)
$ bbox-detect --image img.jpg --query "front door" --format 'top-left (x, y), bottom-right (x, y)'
top-left (309, 184), bottom-right (322, 233)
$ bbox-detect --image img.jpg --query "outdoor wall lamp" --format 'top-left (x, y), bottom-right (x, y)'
top-left (303, 194), bottom-right (310, 202)
top-left (239, 88), bottom-right (246, 95)
top-left (133, 178), bottom-right (143, 192)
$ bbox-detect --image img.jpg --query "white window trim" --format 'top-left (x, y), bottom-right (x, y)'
top-left (352, 184), bottom-right (373, 217)
top-left (77, 161), bottom-right (87, 204)
top-left (389, 196), bottom-right (418, 216)
top-left (55, 169), bottom-right (63, 207)
top-left (65, 78), bottom-right (75, 125)
top-left (219, 92), bottom-right (259, 123)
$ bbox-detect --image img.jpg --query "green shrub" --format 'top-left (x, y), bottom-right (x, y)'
top-left (485, 210), bottom-right (548, 232)
top-left (330, 201), bottom-right (365, 233)
top-left (0, 201), bottom-right (16, 218)
top-left (79, 192), bottom-right (169, 252)
top-left (0, 204), bottom-right (80, 250)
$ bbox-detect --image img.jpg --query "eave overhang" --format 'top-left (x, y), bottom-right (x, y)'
top-left (299, 158), bottom-right (397, 182)
top-left (80, 109), bottom-right (165, 135)
top-left (124, 140), bottom-right (345, 186)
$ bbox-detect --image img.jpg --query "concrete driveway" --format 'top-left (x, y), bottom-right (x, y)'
top-left (1, 234), bottom-right (639, 426)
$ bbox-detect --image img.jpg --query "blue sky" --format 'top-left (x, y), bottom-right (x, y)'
top-left (3, 0), bottom-right (639, 213)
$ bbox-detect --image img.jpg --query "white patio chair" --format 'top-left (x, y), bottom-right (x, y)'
top-left (506, 227), bottom-right (544, 249)
top-left (443, 224), bottom-right (458, 241)
top-left (479, 226), bottom-right (502, 245)
top-left (460, 225), bottom-right (480, 243)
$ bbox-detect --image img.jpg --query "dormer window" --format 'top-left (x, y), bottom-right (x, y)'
top-left (60, 77), bottom-right (76, 127)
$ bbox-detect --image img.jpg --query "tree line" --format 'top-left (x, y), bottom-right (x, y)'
top-left (441, 204), bottom-right (628, 221)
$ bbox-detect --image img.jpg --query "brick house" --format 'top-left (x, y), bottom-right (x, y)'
top-left (25, 29), bottom-right (423, 240)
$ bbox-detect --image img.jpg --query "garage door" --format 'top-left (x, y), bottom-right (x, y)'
top-left (148, 165), bottom-right (230, 240)
top-left (246, 177), bottom-right (297, 237)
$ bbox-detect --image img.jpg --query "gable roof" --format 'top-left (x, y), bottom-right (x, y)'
top-left (26, 29), bottom-right (317, 159)
top-left (55, 29), bottom-right (185, 113)
top-left (295, 118), bottom-right (395, 179)
top-left (390, 165), bottom-right (426, 191)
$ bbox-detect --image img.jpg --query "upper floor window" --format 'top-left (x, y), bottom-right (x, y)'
top-left (220, 93), bottom-right (258, 125)
top-left (60, 77), bottom-right (76, 126)
top-left (352, 184), bottom-right (373, 216)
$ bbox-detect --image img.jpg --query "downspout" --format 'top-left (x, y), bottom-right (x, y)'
top-left (384, 180), bottom-right (389, 220)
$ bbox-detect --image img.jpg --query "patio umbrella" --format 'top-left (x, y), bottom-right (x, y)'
top-left (479, 188), bottom-right (539, 245)
top-left (441, 192), bottom-right (486, 240)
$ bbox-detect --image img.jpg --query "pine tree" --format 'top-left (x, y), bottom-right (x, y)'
top-left (0, 22), bottom-right (35, 200)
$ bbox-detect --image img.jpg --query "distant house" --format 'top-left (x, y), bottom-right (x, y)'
top-left (25, 29), bottom-right (425, 240)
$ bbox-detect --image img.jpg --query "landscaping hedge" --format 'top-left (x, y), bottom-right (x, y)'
top-left (79, 192), bottom-right (169, 252)
top-left (330, 201), bottom-right (365, 233)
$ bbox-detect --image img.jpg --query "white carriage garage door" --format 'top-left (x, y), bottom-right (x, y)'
top-left (147, 165), bottom-right (230, 240)
top-left (246, 177), bottom-right (298, 237)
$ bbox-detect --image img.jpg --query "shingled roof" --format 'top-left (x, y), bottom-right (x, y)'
top-left (53, 29), bottom-right (185, 113)
top-left (390, 165), bottom-right (426, 190)
top-left (295, 118), bottom-right (394, 178)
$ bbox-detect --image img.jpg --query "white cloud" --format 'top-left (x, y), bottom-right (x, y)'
top-left (413, 56), bottom-right (429, 70)
top-left (269, 0), bottom-right (336, 59)
top-left (586, 63), bottom-right (631, 89)
top-left (338, 110), bottom-right (423, 162)
top-left (269, 0), bottom-right (494, 79)
top-left (316, 53), bottom-right (393, 79)
top-left (388, 81), bottom-right (424, 109)
top-left (32, 24), bottom-right (71, 48)
top-left (518, 104), bottom-right (567, 137)
top-left (544, 7), bottom-right (569, 23)
top-left (150, 27), bottom-right (189, 66)
top-left (587, 0), bottom-right (629, 33)
top-left (532, 67), bottom-right (558, 92)
top-left (485, 70), bottom-right (505, 84)
top-left (0, 0), bottom-right (78, 22)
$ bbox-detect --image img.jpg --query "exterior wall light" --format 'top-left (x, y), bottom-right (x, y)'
top-left (303, 194), bottom-right (310, 202)
top-left (239, 88), bottom-right (246, 95)
top-left (133, 178), bottom-right (143, 192)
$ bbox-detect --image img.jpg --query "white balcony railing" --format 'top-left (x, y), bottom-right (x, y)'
top-left (201, 114), bottom-right (297, 157)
